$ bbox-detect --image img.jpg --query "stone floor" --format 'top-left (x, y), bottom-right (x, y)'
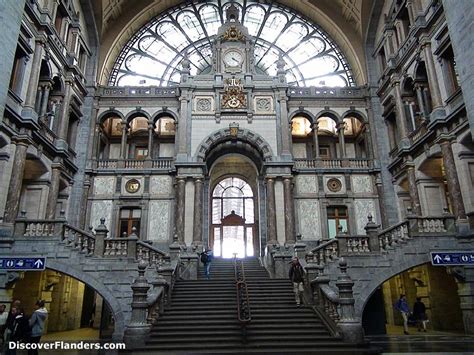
top-left (368, 325), bottom-right (474, 354)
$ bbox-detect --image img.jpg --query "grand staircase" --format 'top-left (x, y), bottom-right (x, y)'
top-left (135, 257), bottom-right (375, 354)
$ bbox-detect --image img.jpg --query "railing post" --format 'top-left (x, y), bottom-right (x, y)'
top-left (124, 260), bottom-right (151, 348)
top-left (93, 218), bottom-right (108, 257)
top-left (13, 210), bottom-right (27, 237)
top-left (335, 258), bottom-right (364, 343)
top-left (55, 210), bottom-right (66, 236)
top-left (127, 227), bottom-right (139, 260)
top-left (406, 207), bottom-right (419, 235)
top-left (335, 226), bottom-right (348, 255)
top-left (364, 214), bottom-right (380, 252)
top-left (294, 234), bottom-right (307, 259)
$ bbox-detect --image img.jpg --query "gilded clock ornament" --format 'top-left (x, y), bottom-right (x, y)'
top-left (125, 179), bottom-right (141, 193)
top-left (222, 78), bottom-right (246, 109)
top-left (222, 26), bottom-right (245, 41)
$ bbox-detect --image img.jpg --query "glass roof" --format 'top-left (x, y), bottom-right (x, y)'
top-left (109, 0), bottom-right (355, 87)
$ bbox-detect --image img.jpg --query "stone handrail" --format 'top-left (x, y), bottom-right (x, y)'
top-left (104, 238), bottom-right (129, 256)
top-left (19, 219), bottom-right (64, 237)
top-left (63, 224), bottom-right (95, 256)
top-left (136, 241), bottom-right (169, 265)
top-left (378, 221), bottom-right (410, 252)
top-left (308, 239), bottom-right (339, 266)
top-left (345, 235), bottom-right (370, 253)
top-left (318, 284), bottom-right (340, 322)
top-left (97, 158), bottom-right (174, 170)
top-left (294, 158), bottom-right (372, 170)
top-left (409, 215), bottom-right (456, 234)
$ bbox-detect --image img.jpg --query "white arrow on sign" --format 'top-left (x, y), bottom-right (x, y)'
top-left (34, 259), bottom-right (44, 269)
top-left (433, 254), bottom-right (443, 263)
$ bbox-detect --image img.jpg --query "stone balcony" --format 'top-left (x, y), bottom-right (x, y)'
top-left (95, 158), bottom-right (175, 171)
top-left (293, 158), bottom-right (374, 171)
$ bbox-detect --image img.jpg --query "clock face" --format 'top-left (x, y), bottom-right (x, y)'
top-left (224, 50), bottom-right (243, 67)
top-left (125, 179), bottom-right (140, 193)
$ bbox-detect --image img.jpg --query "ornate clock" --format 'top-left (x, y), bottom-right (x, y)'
top-left (125, 179), bottom-right (141, 193)
top-left (223, 49), bottom-right (243, 68)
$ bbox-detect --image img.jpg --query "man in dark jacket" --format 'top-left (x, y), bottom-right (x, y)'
top-left (6, 307), bottom-right (29, 355)
top-left (289, 257), bottom-right (305, 306)
top-left (413, 297), bottom-right (428, 332)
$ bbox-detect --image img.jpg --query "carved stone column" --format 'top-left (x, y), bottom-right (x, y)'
top-left (3, 139), bottom-right (28, 223)
top-left (421, 38), bottom-right (443, 113)
top-left (177, 93), bottom-right (189, 158)
top-left (278, 92), bottom-right (291, 158)
top-left (39, 83), bottom-right (51, 117)
top-left (406, 163), bottom-right (422, 215)
top-left (192, 177), bottom-right (203, 245)
top-left (23, 40), bottom-right (44, 110)
top-left (392, 77), bottom-right (409, 144)
top-left (265, 177), bottom-right (277, 244)
top-left (337, 122), bottom-right (346, 158)
top-left (415, 83), bottom-right (428, 118)
top-left (120, 121), bottom-right (128, 159)
top-left (45, 163), bottom-right (61, 219)
top-left (283, 177), bottom-right (295, 244)
top-left (175, 177), bottom-right (186, 244)
top-left (312, 122), bottom-right (320, 158)
top-left (406, 0), bottom-right (416, 25)
top-left (147, 122), bottom-right (154, 159)
top-left (56, 79), bottom-right (72, 141)
top-left (440, 139), bottom-right (466, 219)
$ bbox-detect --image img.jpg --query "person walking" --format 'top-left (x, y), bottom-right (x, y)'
top-left (4, 300), bottom-right (21, 346)
top-left (6, 307), bottom-right (29, 355)
top-left (28, 300), bottom-right (48, 355)
top-left (395, 294), bottom-right (410, 335)
top-left (289, 257), bottom-right (305, 307)
top-left (413, 297), bottom-right (428, 332)
top-left (200, 248), bottom-right (213, 280)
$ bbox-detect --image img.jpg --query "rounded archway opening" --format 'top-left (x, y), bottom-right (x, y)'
top-left (9, 268), bottom-right (115, 341)
top-left (362, 262), bottom-right (464, 336)
top-left (208, 154), bottom-right (260, 258)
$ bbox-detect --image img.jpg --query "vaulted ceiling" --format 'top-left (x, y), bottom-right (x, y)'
top-left (92, 0), bottom-right (374, 85)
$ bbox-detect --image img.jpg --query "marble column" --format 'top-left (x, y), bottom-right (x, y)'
top-left (265, 177), bottom-right (277, 244)
top-left (57, 79), bottom-right (72, 140)
top-left (406, 0), bottom-right (416, 25)
top-left (312, 122), bottom-right (320, 158)
top-left (175, 177), bottom-right (186, 244)
top-left (415, 83), bottom-right (428, 118)
top-left (440, 139), bottom-right (466, 219)
top-left (177, 94), bottom-right (189, 158)
top-left (192, 178), bottom-right (203, 245)
top-left (39, 84), bottom-right (51, 117)
top-left (45, 164), bottom-right (61, 219)
top-left (3, 140), bottom-right (28, 223)
top-left (455, 266), bottom-right (474, 334)
top-left (421, 38), bottom-right (443, 112)
top-left (147, 122), bottom-right (154, 159)
top-left (23, 40), bottom-right (44, 110)
top-left (392, 78), bottom-right (409, 143)
top-left (120, 121), bottom-right (128, 159)
top-left (375, 174), bottom-right (388, 227)
top-left (337, 122), bottom-right (346, 158)
top-left (283, 177), bottom-right (295, 244)
top-left (406, 164), bottom-right (422, 215)
top-left (279, 93), bottom-right (291, 158)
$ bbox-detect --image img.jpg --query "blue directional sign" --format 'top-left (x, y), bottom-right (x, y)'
top-left (431, 252), bottom-right (474, 266)
top-left (0, 258), bottom-right (46, 270)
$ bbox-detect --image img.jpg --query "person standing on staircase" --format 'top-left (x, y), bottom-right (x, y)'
top-left (201, 248), bottom-right (213, 279)
top-left (289, 257), bottom-right (305, 307)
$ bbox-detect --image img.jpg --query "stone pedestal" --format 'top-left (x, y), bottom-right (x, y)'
top-left (265, 177), bottom-right (277, 244)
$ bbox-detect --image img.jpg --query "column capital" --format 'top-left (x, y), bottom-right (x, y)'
top-left (311, 122), bottom-right (319, 131)
top-left (419, 35), bottom-right (432, 48)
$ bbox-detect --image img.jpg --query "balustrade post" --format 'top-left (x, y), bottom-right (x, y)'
top-left (313, 273), bottom-right (330, 308)
top-left (365, 214), bottom-right (380, 252)
top-left (294, 234), bottom-right (307, 259)
top-left (127, 227), bottom-right (139, 260)
top-left (124, 260), bottom-right (151, 348)
top-left (93, 218), bottom-right (108, 257)
top-left (13, 211), bottom-right (27, 238)
top-left (406, 207), bottom-right (419, 235)
top-left (335, 226), bottom-right (348, 255)
top-left (335, 258), bottom-right (364, 343)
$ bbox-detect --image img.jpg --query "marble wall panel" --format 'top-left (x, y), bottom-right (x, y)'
top-left (150, 176), bottom-right (173, 195)
top-left (354, 199), bottom-right (376, 234)
top-left (94, 176), bottom-right (116, 195)
top-left (351, 175), bottom-right (373, 193)
top-left (297, 199), bottom-right (321, 240)
top-left (148, 200), bottom-right (171, 242)
top-left (295, 175), bottom-right (318, 194)
top-left (90, 200), bottom-right (113, 232)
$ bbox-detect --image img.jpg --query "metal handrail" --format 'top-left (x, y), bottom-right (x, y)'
top-left (234, 258), bottom-right (251, 338)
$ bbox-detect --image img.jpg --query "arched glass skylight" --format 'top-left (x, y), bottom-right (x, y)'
top-left (109, 0), bottom-right (355, 87)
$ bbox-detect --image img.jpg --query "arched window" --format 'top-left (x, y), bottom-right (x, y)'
top-left (211, 177), bottom-right (254, 258)
top-left (109, 0), bottom-right (354, 87)
top-left (343, 116), bottom-right (367, 158)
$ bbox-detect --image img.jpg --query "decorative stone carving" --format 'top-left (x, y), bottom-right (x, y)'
top-left (254, 97), bottom-right (273, 113)
top-left (222, 25), bottom-right (245, 41)
top-left (122, 177), bottom-right (144, 195)
top-left (125, 179), bottom-right (141, 193)
top-left (323, 175), bottom-right (346, 194)
top-left (149, 176), bottom-right (173, 195)
top-left (90, 200), bottom-right (113, 231)
top-left (354, 199), bottom-right (376, 234)
top-left (297, 199), bottom-right (321, 240)
top-left (148, 200), bottom-right (170, 242)
top-left (327, 178), bottom-right (343, 192)
top-left (351, 175), bottom-right (373, 193)
top-left (93, 177), bottom-right (116, 195)
top-left (295, 175), bottom-right (318, 194)
top-left (196, 98), bottom-right (211, 112)
top-left (222, 78), bottom-right (246, 109)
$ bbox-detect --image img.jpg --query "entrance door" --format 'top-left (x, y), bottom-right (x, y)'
top-left (210, 177), bottom-right (255, 258)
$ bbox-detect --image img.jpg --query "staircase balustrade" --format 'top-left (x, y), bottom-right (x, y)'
top-left (234, 258), bottom-right (251, 338)
top-left (63, 224), bottom-right (95, 255)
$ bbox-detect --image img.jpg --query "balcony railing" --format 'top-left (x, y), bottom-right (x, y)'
top-left (96, 158), bottom-right (174, 170)
top-left (294, 158), bottom-right (373, 170)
